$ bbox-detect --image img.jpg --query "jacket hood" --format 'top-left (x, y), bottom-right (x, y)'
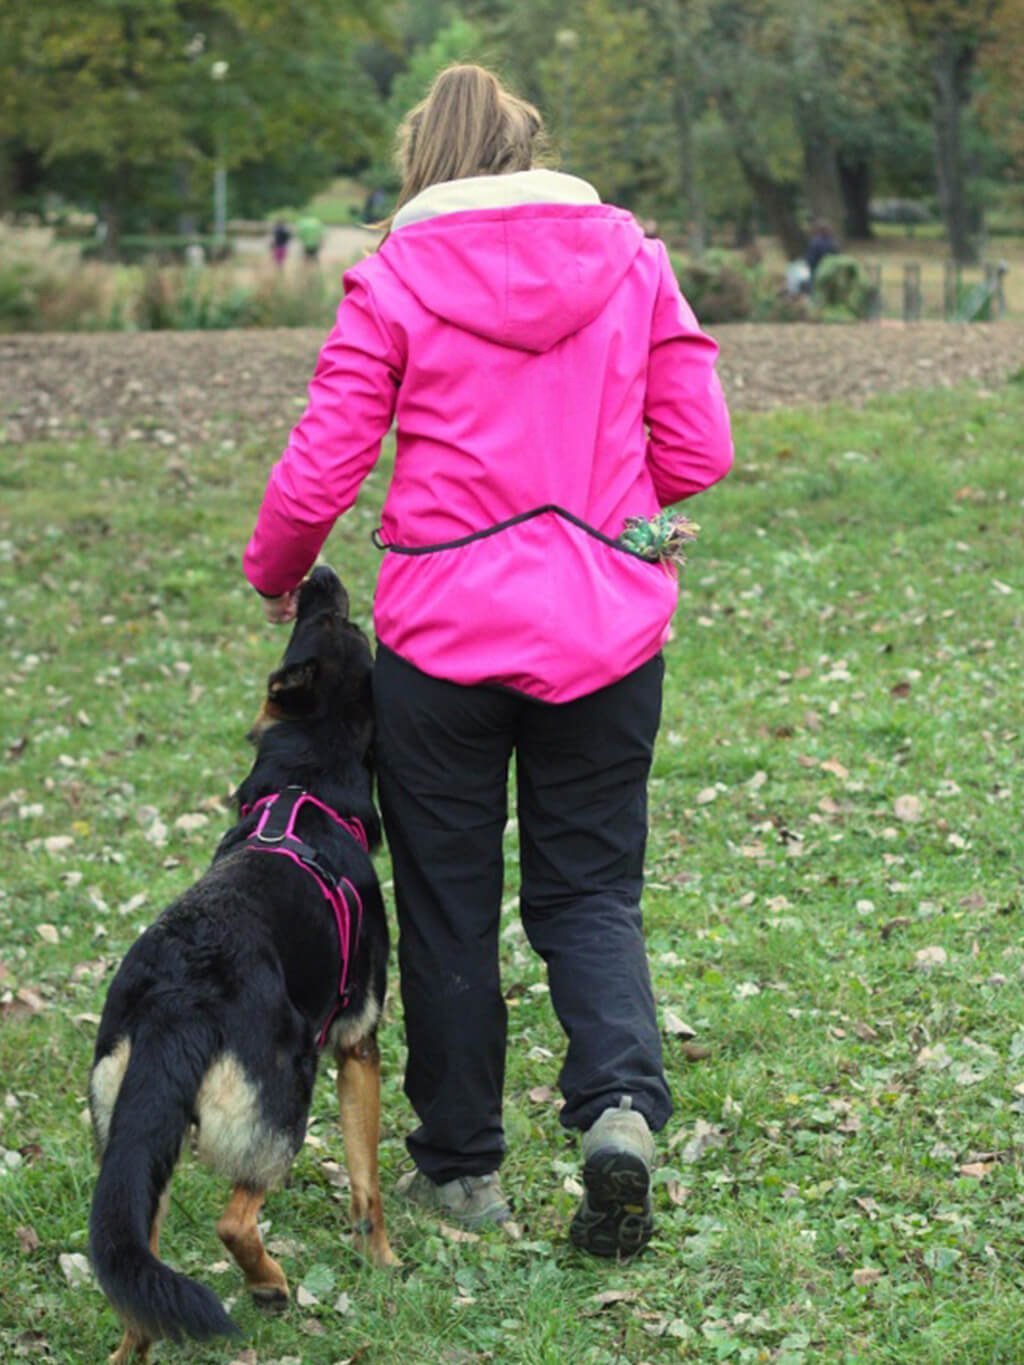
top-left (380, 171), bottom-right (645, 353)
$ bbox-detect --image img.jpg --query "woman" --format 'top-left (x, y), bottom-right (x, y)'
top-left (244, 64), bottom-right (733, 1258)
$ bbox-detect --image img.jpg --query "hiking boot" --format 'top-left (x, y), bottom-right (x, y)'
top-left (570, 1096), bottom-right (655, 1258)
top-left (397, 1169), bottom-right (511, 1230)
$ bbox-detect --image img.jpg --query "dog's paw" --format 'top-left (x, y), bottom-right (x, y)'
top-left (250, 1285), bottom-right (289, 1313)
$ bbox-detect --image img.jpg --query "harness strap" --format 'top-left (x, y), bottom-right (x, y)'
top-left (242, 788), bottom-right (367, 1049)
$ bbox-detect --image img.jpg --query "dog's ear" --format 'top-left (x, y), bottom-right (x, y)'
top-left (266, 657), bottom-right (320, 713)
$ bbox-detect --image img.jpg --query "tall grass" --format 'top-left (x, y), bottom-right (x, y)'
top-left (0, 255), bottom-right (347, 333)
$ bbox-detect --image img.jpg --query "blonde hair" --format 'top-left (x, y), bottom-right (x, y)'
top-left (392, 64), bottom-right (544, 216)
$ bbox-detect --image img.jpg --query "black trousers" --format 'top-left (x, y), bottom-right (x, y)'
top-left (373, 644), bottom-right (672, 1183)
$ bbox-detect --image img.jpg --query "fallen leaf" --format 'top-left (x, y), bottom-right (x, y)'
top-left (916, 1044), bottom-right (952, 1070)
top-left (696, 787), bottom-right (718, 805)
top-left (144, 819), bottom-right (168, 848)
top-left (438, 1223), bottom-right (480, 1243)
top-left (820, 758), bottom-right (849, 779)
top-left (958, 1161), bottom-right (994, 1180)
top-left (58, 1252), bottom-right (94, 1288)
top-left (894, 794), bottom-right (923, 823)
top-left (852, 1267), bottom-right (883, 1287)
top-left (671, 1118), bottom-right (726, 1163)
top-left (35, 925), bottom-right (59, 945)
top-left (663, 1010), bottom-right (697, 1039)
top-left (590, 1289), bottom-right (640, 1310)
top-left (174, 812), bottom-right (209, 834)
top-left (665, 1179), bottom-right (689, 1206)
top-left (16, 1225), bottom-right (40, 1254)
top-left (915, 946), bottom-right (948, 970)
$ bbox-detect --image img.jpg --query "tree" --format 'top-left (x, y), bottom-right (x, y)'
top-left (898, 0), bottom-right (1001, 262)
top-left (0, 0), bottom-right (387, 236)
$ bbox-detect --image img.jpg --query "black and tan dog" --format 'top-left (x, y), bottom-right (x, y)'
top-left (88, 566), bottom-right (394, 1363)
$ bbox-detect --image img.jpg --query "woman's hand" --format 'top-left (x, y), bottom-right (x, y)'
top-left (259, 589), bottom-right (299, 624)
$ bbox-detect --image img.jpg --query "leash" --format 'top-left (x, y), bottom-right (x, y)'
top-left (242, 786), bottom-right (367, 1048)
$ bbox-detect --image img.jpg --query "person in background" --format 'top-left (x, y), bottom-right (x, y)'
top-left (805, 219), bottom-right (840, 281)
top-left (297, 213), bottom-right (325, 264)
top-left (243, 64), bottom-right (733, 1259)
top-left (270, 220), bottom-right (291, 267)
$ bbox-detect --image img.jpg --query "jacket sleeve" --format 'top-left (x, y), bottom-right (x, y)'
top-left (243, 270), bottom-right (402, 597)
top-left (644, 242), bottom-right (734, 506)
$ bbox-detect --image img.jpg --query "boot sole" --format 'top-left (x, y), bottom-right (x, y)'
top-left (569, 1147), bottom-right (653, 1258)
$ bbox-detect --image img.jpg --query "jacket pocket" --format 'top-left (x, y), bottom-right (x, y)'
top-left (373, 507), bottom-right (678, 703)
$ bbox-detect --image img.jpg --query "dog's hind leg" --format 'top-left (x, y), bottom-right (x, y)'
top-left (109, 1328), bottom-right (150, 1365)
top-left (108, 1187), bottom-right (168, 1364)
top-left (335, 1034), bottom-right (398, 1267)
top-left (216, 1185), bottom-right (289, 1310)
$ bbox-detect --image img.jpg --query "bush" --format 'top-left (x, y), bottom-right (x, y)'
top-left (671, 249), bottom-right (754, 323)
top-left (0, 261), bottom-right (40, 330)
top-left (0, 259), bottom-right (115, 332)
top-left (813, 254), bottom-right (878, 320)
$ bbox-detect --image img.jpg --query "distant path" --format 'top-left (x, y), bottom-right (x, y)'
top-left (1, 323), bottom-right (1020, 450)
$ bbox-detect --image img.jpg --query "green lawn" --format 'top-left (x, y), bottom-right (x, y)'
top-left (1, 381), bottom-right (1022, 1363)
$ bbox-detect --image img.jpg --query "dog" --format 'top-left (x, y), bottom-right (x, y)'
top-left (88, 566), bottom-right (394, 1363)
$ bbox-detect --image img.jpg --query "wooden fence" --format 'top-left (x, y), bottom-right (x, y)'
top-left (861, 260), bottom-right (1009, 321)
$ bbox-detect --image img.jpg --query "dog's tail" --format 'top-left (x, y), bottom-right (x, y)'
top-left (89, 1017), bottom-right (237, 1344)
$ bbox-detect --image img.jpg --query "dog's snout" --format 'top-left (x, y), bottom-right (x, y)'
top-left (299, 566), bottom-right (349, 619)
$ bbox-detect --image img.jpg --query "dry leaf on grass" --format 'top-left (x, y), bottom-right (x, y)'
top-left (853, 1267), bottom-right (883, 1287)
top-left (663, 1010), bottom-right (697, 1039)
top-left (589, 1289), bottom-right (641, 1311)
top-left (58, 1252), bottom-right (94, 1288)
top-left (665, 1179), bottom-right (690, 1206)
top-left (438, 1222), bottom-right (480, 1243)
top-left (915, 946), bottom-right (948, 970)
top-left (958, 1161), bottom-right (994, 1179)
top-left (894, 794), bottom-right (923, 823)
top-left (670, 1118), bottom-right (726, 1163)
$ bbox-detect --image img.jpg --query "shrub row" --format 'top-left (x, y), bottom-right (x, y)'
top-left (0, 259), bottom-right (342, 332)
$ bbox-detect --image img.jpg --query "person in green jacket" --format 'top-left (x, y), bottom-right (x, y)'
top-left (297, 213), bottom-right (325, 264)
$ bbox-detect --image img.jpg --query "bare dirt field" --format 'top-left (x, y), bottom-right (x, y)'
top-left (1, 322), bottom-right (1021, 451)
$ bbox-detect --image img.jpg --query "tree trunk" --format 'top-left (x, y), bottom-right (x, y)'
top-left (838, 157), bottom-right (873, 240)
top-left (802, 128), bottom-right (844, 233)
top-left (714, 84), bottom-right (805, 258)
top-left (671, 78), bottom-right (706, 257)
top-left (932, 29), bottom-right (977, 265)
top-left (735, 152), bottom-right (806, 258)
top-left (660, 1), bottom-right (706, 258)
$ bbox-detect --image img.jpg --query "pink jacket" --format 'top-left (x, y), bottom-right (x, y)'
top-left (244, 172), bottom-right (733, 702)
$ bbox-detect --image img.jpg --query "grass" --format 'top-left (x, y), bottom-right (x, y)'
top-left (1, 380), bottom-right (1022, 1363)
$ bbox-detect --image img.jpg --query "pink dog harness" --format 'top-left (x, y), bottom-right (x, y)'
top-left (243, 786), bottom-right (368, 1048)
